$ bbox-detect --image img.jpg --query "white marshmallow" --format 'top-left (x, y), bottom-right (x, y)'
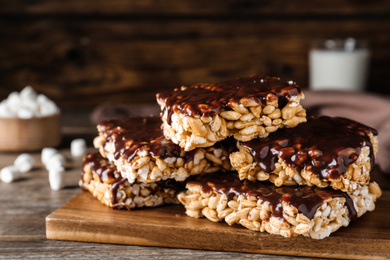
top-left (22, 98), bottom-right (39, 113)
top-left (49, 169), bottom-right (65, 190)
top-left (1, 166), bottom-right (22, 183)
top-left (41, 147), bottom-right (58, 165)
top-left (45, 161), bottom-right (65, 172)
top-left (45, 153), bottom-right (66, 171)
top-left (48, 153), bottom-right (66, 164)
top-left (0, 101), bottom-right (14, 118)
top-left (7, 91), bottom-right (20, 103)
top-left (71, 139), bottom-right (87, 157)
top-left (37, 94), bottom-right (49, 104)
top-left (17, 107), bottom-right (34, 119)
top-left (6, 92), bottom-right (21, 113)
top-left (39, 100), bottom-right (59, 117)
top-left (19, 86), bottom-right (37, 101)
top-left (14, 153), bottom-right (35, 173)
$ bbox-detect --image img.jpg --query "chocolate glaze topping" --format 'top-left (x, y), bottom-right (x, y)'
top-left (98, 116), bottom-right (183, 162)
top-left (156, 75), bottom-right (302, 124)
top-left (241, 116), bottom-right (377, 180)
top-left (190, 172), bottom-right (357, 220)
top-left (81, 152), bottom-right (125, 204)
top-left (81, 152), bottom-right (187, 205)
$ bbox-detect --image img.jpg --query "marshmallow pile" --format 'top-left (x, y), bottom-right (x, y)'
top-left (0, 139), bottom-right (87, 190)
top-left (0, 86), bottom-right (60, 118)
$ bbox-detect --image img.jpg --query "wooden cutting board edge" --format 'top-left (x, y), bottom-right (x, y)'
top-left (45, 191), bottom-right (390, 259)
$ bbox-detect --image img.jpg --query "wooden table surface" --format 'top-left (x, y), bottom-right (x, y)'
top-left (1, 109), bottom-right (390, 259)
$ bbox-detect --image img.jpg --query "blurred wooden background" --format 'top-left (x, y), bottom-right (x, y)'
top-left (1, 0), bottom-right (390, 109)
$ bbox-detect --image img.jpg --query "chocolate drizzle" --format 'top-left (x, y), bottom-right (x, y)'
top-left (81, 152), bottom-right (125, 204)
top-left (190, 172), bottom-right (357, 220)
top-left (156, 75), bottom-right (302, 125)
top-left (81, 152), bottom-right (186, 205)
top-left (81, 152), bottom-right (187, 205)
top-left (241, 116), bottom-right (377, 180)
top-left (98, 116), bottom-right (183, 162)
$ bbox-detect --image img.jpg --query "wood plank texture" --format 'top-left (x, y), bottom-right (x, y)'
top-left (1, 20), bottom-right (390, 107)
top-left (2, 0), bottom-right (390, 16)
top-left (46, 190), bottom-right (390, 259)
top-left (1, 1), bottom-right (390, 109)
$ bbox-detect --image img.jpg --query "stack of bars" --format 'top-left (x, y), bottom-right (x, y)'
top-left (80, 75), bottom-right (382, 239)
top-left (80, 116), bottom-right (233, 209)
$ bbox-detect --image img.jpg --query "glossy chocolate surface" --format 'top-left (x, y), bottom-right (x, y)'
top-left (190, 172), bottom-right (357, 220)
top-left (157, 75), bottom-right (302, 123)
top-left (81, 152), bottom-right (125, 204)
top-left (98, 116), bottom-right (183, 162)
top-left (241, 116), bottom-right (377, 180)
top-left (81, 152), bottom-right (186, 204)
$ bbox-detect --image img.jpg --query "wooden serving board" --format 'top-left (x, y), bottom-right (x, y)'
top-left (46, 190), bottom-right (390, 259)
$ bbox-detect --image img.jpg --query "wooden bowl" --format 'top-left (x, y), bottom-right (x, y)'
top-left (0, 114), bottom-right (61, 152)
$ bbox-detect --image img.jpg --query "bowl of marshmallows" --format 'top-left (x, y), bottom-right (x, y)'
top-left (0, 86), bottom-right (61, 151)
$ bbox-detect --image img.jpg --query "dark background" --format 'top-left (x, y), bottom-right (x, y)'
top-left (1, 0), bottom-right (390, 109)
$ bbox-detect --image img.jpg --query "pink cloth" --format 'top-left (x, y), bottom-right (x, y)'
top-left (301, 90), bottom-right (390, 173)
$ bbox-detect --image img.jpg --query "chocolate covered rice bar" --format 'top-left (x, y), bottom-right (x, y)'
top-left (94, 116), bottom-right (233, 184)
top-left (156, 75), bottom-right (306, 151)
top-left (178, 172), bottom-right (382, 239)
top-left (80, 152), bottom-right (184, 209)
top-left (230, 116), bottom-right (378, 193)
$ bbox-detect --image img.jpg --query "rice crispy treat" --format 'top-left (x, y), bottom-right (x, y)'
top-left (94, 116), bottom-right (233, 184)
top-left (156, 75), bottom-right (306, 151)
top-left (80, 152), bottom-right (185, 209)
top-left (230, 116), bottom-right (378, 193)
top-left (178, 172), bottom-right (382, 239)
